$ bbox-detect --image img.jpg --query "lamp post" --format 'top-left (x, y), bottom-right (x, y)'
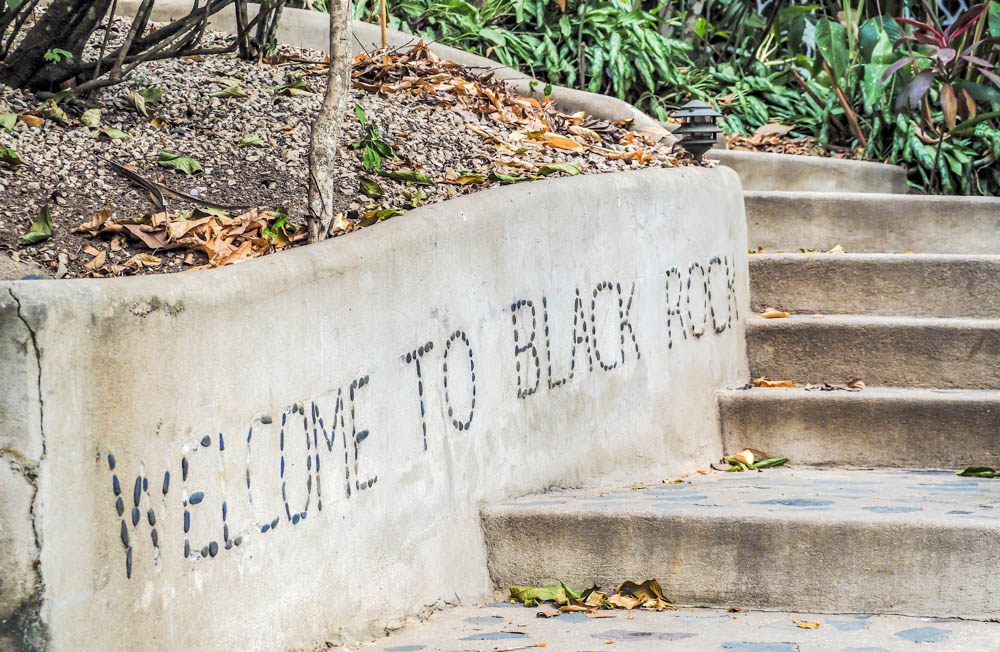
top-left (672, 100), bottom-right (722, 164)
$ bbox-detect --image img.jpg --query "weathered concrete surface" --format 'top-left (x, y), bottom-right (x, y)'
top-left (750, 253), bottom-right (1000, 318)
top-left (0, 255), bottom-right (49, 281)
top-left (351, 602), bottom-right (1000, 651)
top-left (114, 1), bottom-right (670, 143)
top-left (482, 468), bottom-right (1000, 618)
top-left (0, 462), bottom-right (44, 651)
top-left (748, 315), bottom-right (1000, 389)
top-left (0, 168), bottom-right (748, 650)
top-left (710, 150), bottom-right (907, 194)
top-left (720, 387), bottom-right (1000, 468)
top-left (745, 192), bottom-right (1000, 254)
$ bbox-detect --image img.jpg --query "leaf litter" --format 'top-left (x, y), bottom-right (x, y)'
top-left (1, 23), bottom-right (691, 279)
top-left (510, 579), bottom-right (676, 617)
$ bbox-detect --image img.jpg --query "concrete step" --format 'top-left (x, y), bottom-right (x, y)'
top-left (481, 468), bottom-right (1000, 619)
top-left (750, 253), bottom-right (1000, 319)
top-left (356, 602), bottom-right (1000, 650)
top-left (719, 387), bottom-right (1000, 468)
top-left (710, 150), bottom-right (908, 194)
top-left (748, 315), bottom-right (1000, 389)
top-left (745, 191), bottom-right (1000, 254)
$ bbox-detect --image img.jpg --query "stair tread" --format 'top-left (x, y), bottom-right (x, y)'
top-left (361, 603), bottom-right (1000, 651)
top-left (721, 386), bottom-right (1000, 400)
top-left (749, 314), bottom-right (1000, 327)
top-left (485, 467), bottom-right (1000, 526)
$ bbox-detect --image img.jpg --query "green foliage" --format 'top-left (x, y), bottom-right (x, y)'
top-left (337, 1), bottom-right (1000, 196)
top-left (43, 48), bottom-right (73, 63)
top-left (352, 104), bottom-right (398, 171)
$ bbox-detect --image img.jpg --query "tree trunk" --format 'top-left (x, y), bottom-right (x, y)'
top-left (307, 0), bottom-right (351, 243)
top-left (0, 0), bottom-right (112, 89)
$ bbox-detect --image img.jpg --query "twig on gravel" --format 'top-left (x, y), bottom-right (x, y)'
top-left (107, 161), bottom-right (251, 212)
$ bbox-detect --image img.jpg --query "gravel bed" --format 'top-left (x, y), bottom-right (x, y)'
top-left (0, 15), bottom-right (683, 279)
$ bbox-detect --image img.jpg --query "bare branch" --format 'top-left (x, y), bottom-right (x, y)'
top-left (307, 0), bottom-right (351, 242)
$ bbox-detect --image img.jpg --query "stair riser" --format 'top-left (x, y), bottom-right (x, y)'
top-left (719, 391), bottom-right (1000, 468)
top-left (483, 512), bottom-right (1000, 618)
top-left (745, 192), bottom-right (1000, 254)
top-left (749, 321), bottom-right (1000, 389)
top-left (749, 256), bottom-right (1000, 319)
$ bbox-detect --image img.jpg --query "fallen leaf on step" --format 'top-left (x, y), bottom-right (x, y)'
top-left (587, 612), bottom-right (616, 618)
top-left (753, 377), bottom-right (796, 388)
top-left (726, 449), bottom-right (756, 468)
top-left (845, 378), bottom-right (866, 391)
top-left (797, 622), bottom-right (821, 629)
top-left (827, 244), bottom-right (846, 253)
top-left (536, 608), bottom-right (561, 618)
top-left (761, 309), bottom-right (790, 319)
top-left (957, 466), bottom-right (1000, 478)
top-left (728, 606), bottom-right (745, 612)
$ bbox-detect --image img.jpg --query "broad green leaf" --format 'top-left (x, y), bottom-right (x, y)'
top-left (0, 113), bottom-right (16, 131)
top-left (138, 87), bottom-right (164, 104)
top-left (510, 583), bottom-right (581, 607)
top-left (958, 466), bottom-right (1000, 478)
top-left (489, 171), bottom-right (528, 183)
top-left (211, 84), bottom-right (249, 99)
top-left (128, 90), bottom-right (148, 118)
top-left (751, 457), bottom-right (789, 469)
top-left (815, 18), bottom-right (849, 85)
top-left (93, 128), bottom-right (131, 141)
top-left (40, 99), bottom-right (68, 124)
top-left (384, 169), bottom-right (433, 185)
top-left (952, 111), bottom-right (1000, 135)
top-left (990, 2), bottom-right (1000, 39)
top-left (157, 152), bottom-right (203, 175)
top-left (21, 206), bottom-right (53, 245)
top-left (80, 108), bottom-right (101, 128)
top-left (238, 135), bottom-right (266, 147)
top-left (359, 176), bottom-right (383, 198)
top-left (538, 162), bottom-right (581, 176)
top-left (0, 147), bottom-right (23, 166)
top-left (354, 103), bottom-right (367, 125)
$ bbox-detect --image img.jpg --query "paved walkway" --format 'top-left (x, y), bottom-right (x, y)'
top-left (353, 602), bottom-right (1000, 651)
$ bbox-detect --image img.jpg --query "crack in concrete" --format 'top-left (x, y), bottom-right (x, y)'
top-left (5, 287), bottom-right (49, 651)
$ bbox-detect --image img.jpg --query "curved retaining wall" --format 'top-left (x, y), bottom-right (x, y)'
top-left (0, 167), bottom-right (749, 649)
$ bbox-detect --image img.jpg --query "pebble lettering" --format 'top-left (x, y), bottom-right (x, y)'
top-left (105, 253), bottom-right (740, 579)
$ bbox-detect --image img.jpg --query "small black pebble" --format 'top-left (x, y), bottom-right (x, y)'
top-left (107, 454), bottom-right (116, 470)
top-left (120, 521), bottom-right (129, 547)
top-left (131, 506), bottom-right (140, 526)
top-left (200, 435), bottom-right (211, 447)
top-left (115, 496), bottom-right (124, 517)
top-left (189, 491), bottom-right (204, 505)
top-left (209, 541), bottom-right (218, 557)
top-left (261, 415), bottom-right (272, 424)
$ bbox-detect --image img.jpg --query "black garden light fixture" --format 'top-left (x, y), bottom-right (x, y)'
top-left (672, 100), bottom-right (722, 164)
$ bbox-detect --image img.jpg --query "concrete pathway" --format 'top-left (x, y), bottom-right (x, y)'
top-left (354, 602), bottom-right (1000, 651)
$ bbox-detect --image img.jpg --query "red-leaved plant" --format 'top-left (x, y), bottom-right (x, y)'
top-left (881, 2), bottom-right (999, 130)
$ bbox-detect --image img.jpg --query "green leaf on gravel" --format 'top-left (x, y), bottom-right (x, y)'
top-left (510, 583), bottom-right (581, 607)
top-left (958, 466), bottom-right (1000, 478)
top-left (92, 128), bottom-right (131, 141)
top-left (238, 134), bottom-right (266, 147)
top-left (489, 171), bottom-right (528, 183)
top-left (0, 113), bottom-right (16, 131)
top-left (268, 74), bottom-right (315, 96)
top-left (39, 99), bottom-right (68, 124)
top-left (80, 108), bottom-right (101, 128)
top-left (128, 90), bottom-right (148, 118)
top-left (138, 87), bottom-right (164, 104)
top-left (358, 208), bottom-right (403, 226)
top-left (0, 147), bottom-right (24, 166)
top-left (383, 169), bottom-right (433, 185)
top-left (157, 152), bottom-right (202, 175)
top-left (21, 205), bottom-right (53, 245)
top-left (358, 176), bottom-right (383, 198)
top-left (211, 84), bottom-right (249, 99)
top-left (537, 162), bottom-right (581, 176)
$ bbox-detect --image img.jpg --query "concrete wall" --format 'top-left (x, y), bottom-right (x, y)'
top-left (0, 167), bottom-right (749, 650)
top-left (709, 150), bottom-right (907, 194)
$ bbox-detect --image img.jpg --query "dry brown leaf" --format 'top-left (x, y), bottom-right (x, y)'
top-left (728, 606), bottom-right (745, 612)
top-left (607, 594), bottom-right (644, 610)
top-left (696, 469), bottom-right (709, 475)
top-left (845, 378), bottom-right (866, 391)
top-left (753, 377), bottom-right (796, 388)
top-left (568, 125), bottom-right (602, 142)
top-left (125, 253), bottom-right (161, 268)
top-left (797, 622), bottom-right (821, 629)
top-left (84, 250), bottom-right (107, 271)
top-left (827, 244), bottom-right (846, 254)
top-left (559, 604), bottom-right (596, 613)
top-left (19, 114), bottom-right (43, 128)
top-left (536, 608), bottom-right (560, 618)
top-left (754, 123), bottom-right (794, 138)
top-left (726, 449), bottom-right (755, 468)
top-left (761, 309), bottom-right (790, 319)
top-left (587, 612), bottom-right (616, 618)
top-left (82, 245), bottom-right (101, 256)
top-left (71, 207), bottom-right (114, 234)
top-left (543, 133), bottom-right (584, 152)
